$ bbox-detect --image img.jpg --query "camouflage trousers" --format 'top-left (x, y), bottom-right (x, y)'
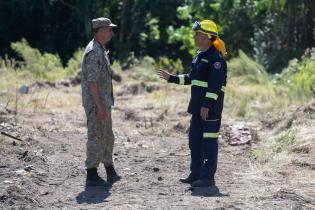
top-left (84, 105), bottom-right (115, 169)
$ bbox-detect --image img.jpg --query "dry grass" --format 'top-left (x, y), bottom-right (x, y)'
top-left (1, 86), bottom-right (81, 113)
top-left (0, 68), bottom-right (314, 190)
top-left (0, 69), bottom-right (36, 90)
top-left (224, 79), bottom-right (298, 119)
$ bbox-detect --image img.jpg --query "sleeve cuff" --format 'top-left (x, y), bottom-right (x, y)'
top-left (202, 100), bottom-right (212, 109)
top-left (202, 92), bottom-right (218, 108)
top-left (205, 92), bottom-right (218, 100)
top-left (167, 75), bottom-right (178, 83)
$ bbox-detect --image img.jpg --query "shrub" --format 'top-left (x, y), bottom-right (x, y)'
top-left (11, 39), bottom-right (64, 79)
top-left (65, 48), bottom-right (84, 76)
top-left (276, 48), bottom-right (315, 99)
top-left (10, 39), bottom-right (82, 81)
top-left (228, 50), bottom-right (269, 84)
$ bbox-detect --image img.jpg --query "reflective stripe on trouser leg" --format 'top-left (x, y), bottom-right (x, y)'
top-left (203, 132), bottom-right (219, 138)
top-left (188, 114), bottom-right (203, 178)
top-left (200, 119), bottom-right (221, 180)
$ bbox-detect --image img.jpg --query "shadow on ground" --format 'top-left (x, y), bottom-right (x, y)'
top-left (190, 185), bottom-right (229, 197)
top-left (76, 180), bottom-right (112, 204)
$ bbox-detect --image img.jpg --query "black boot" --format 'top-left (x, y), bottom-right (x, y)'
top-left (191, 179), bottom-right (216, 187)
top-left (179, 174), bottom-right (199, 184)
top-left (105, 165), bottom-right (121, 183)
top-left (86, 168), bottom-right (104, 186)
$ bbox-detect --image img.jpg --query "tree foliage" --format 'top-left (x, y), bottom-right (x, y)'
top-left (0, 0), bottom-right (314, 73)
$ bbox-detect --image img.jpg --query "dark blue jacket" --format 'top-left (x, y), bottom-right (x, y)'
top-left (168, 46), bottom-right (227, 119)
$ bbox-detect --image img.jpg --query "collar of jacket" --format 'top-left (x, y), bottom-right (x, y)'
top-left (93, 38), bottom-right (107, 51)
top-left (198, 45), bottom-right (215, 55)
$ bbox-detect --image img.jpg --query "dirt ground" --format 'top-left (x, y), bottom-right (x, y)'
top-left (0, 77), bottom-right (314, 210)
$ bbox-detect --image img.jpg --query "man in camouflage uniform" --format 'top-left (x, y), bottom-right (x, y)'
top-left (81, 17), bottom-right (121, 185)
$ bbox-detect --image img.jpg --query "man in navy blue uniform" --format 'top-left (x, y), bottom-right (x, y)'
top-left (158, 20), bottom-right (227, 187)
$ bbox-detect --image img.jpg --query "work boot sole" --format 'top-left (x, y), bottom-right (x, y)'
top-left (107, 175), bottom-right (121, 183)
top-left (86, 176), bottom-right (108, 187)
top-left (191, 179), bottom-right (215, 187)
top-left (179, 178), bottom-right (198, 184)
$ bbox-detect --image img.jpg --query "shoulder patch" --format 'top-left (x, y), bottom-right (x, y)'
top-left (214, 62), bottom-right (221, 69)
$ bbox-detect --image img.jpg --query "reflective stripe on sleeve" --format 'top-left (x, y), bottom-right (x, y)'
top-left (205, 92), bottom-right (218, 100)
top-left (178, 75), bottom-right (185, 85)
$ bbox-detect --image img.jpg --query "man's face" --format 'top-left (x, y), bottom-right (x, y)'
top-left (194, 32), bottom-right (209, 49)
top-left (97, 27), bottom-right (114, 44)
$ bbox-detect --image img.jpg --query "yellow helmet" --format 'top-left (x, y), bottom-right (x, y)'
top-left (192, 19), bottom-right (227, 57)
top-left (192, 20), bottom-right (218, 38)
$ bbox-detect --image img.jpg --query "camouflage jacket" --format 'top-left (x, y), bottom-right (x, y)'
top-left (80, 39), bottom-right (114, 108)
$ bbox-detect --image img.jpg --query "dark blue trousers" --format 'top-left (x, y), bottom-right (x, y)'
top-left (188, 114), bottom-right (220, 180)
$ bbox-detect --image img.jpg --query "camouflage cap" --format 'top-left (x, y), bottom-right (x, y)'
top-left (92, 17), bottom-right (117, 29)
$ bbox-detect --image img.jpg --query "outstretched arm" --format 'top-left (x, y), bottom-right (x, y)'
top-left (158, 69), bottom-right (191, 85)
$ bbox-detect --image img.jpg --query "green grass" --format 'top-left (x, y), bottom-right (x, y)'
top-left (273, 130), bottom-right (296, 153)
top-left (224, 49), bottom-right (313, 119)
